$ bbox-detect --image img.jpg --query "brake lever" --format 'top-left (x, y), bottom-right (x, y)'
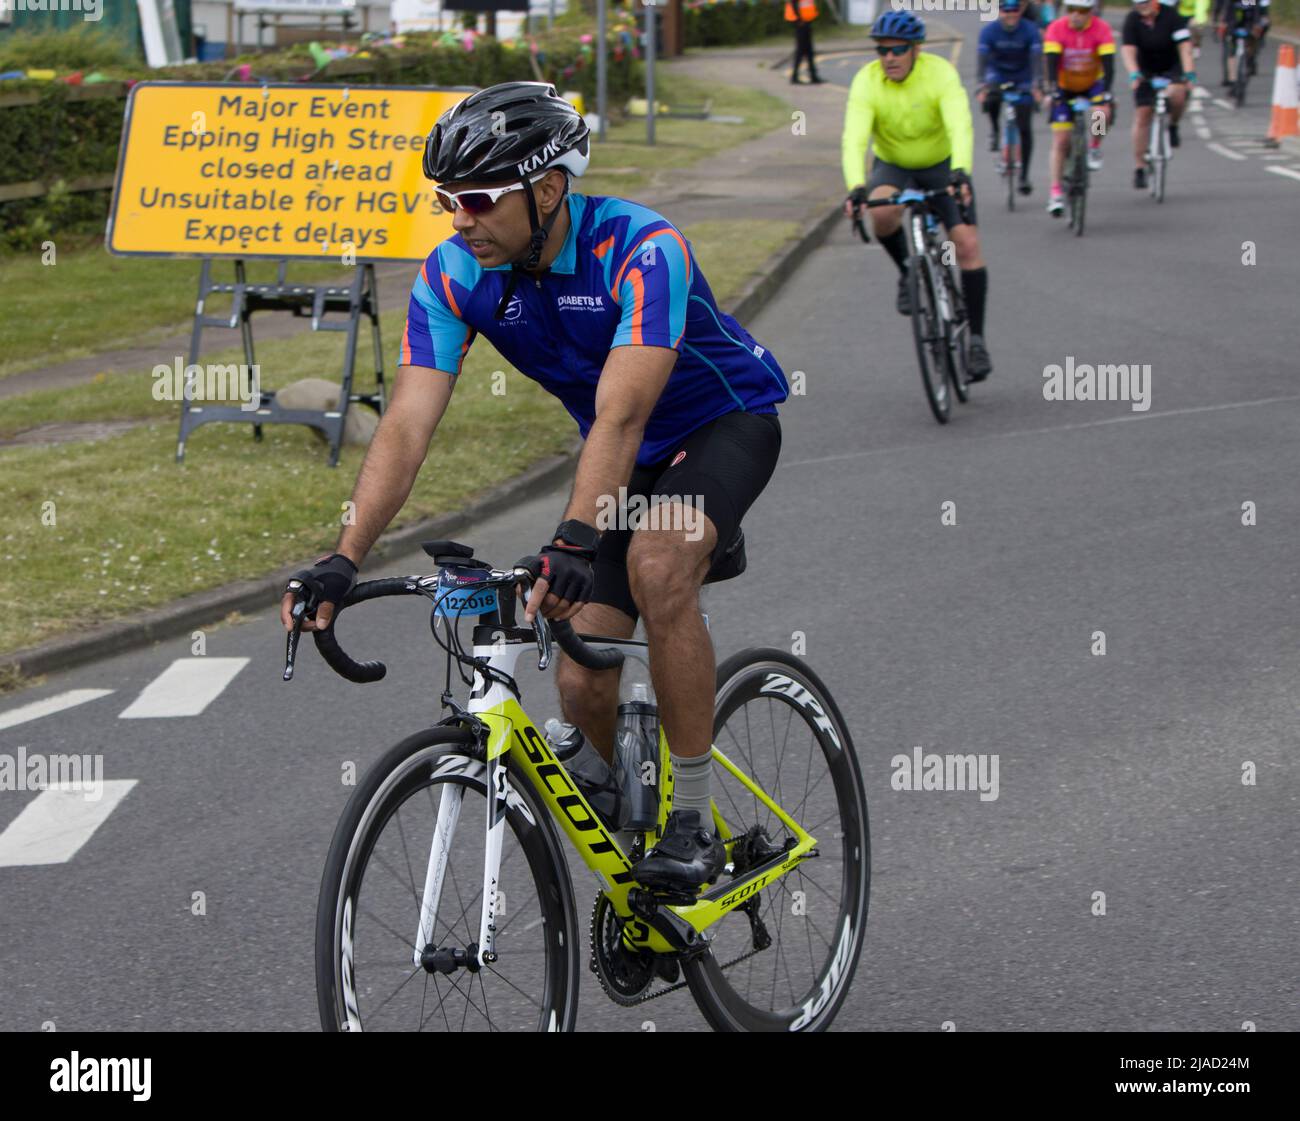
top-left (512, 566), bottom-right (554, 671)
top-left (533, 612), bottom-right (553, 671)
top-left (283, 585), bottom-right (310, 681)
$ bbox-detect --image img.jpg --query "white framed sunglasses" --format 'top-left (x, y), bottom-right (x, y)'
top-left (434, 172), bottom-right (549, 215)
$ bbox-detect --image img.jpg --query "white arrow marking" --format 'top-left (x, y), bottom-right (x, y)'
top-left (0, 689), bottom-right (114, 732)
top-left (118, 657), bottom-right (248, 718)
top-left (0, 781), bottom-right (137, 867)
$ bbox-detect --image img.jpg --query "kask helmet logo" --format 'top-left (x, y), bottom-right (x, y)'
top-left (518, 139), bottom-right (563, 176)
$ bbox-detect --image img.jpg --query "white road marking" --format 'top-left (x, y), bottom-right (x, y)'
top-left (1266, 166), bottom-right (1300, 183)
top-left (1195, 126), bottom-right (1212, 139)
top-left (784, 395), bottom-right (1300, 469)
top-left (1212, 98), bottom-right (1235, 111)
top-left (117, 657), bottom-right (248, 719)
top-left (0, 689), bottom-right (114, 732)
top-left (1206, 142), bottom-right (1248, 160)
top-left (0, 781), bottom-right (137, 867)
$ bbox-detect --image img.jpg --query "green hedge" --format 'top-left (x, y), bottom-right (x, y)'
top-left (683, 0), bottom-right (789, 48)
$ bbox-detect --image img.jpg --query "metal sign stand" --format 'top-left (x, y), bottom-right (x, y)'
top-left (176, 259), bottom-right (386, 468)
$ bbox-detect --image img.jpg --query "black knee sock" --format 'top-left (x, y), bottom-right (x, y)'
top-left (1020, 129), bottom-right (1034, 178)
top-left (962, 267), bottom-right (988, 337)
top-left (879, 227), bottom-right (909, 274)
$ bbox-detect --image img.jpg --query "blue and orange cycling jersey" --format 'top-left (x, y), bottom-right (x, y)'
top-left (401, 192), bottom-right (788, 467)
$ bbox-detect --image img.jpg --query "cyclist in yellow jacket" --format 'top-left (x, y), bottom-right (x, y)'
top-left (842, 10), bottom-right (993, 381)
top-left (1179, 0), bottom-right (1212, 56)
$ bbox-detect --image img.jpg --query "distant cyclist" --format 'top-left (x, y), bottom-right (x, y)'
top-left (842, 10), bottom-right (994, 381)
top-left (282, 82), bottom-right (789, 894)
top-left (1177, 0), bottom-right (1212, 59)
top-left (1214, 0), bottom-right (1270, 84)
top-left (977, 0), bottom-right (1045, 196)
top-left (1043, 0), bottom-right (1117, 216)
top-left (1122, 0), bottom-right (1195, 190)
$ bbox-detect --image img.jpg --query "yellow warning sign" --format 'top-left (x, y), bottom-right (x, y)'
top-left (108, 83), bottom-right (471, 261)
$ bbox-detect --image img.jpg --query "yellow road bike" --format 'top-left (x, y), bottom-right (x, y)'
top-left (285, 539), bottom-right (869, 1031)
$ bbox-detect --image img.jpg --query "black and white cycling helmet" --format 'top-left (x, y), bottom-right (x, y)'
top-left (423, 81), bottom-right (590, 185)
top-left (423, 81), bottom-right (590, 279)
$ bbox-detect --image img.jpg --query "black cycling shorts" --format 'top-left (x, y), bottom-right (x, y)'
top-left (590, 409), bottom-right (782, 622)
top-left (867, 156), bottom-right (977, 229)
top-left (1134, 71), bottom-right (1184, 108)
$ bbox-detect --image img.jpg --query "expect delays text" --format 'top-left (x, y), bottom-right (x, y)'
top-left (181, 189), bottom-right (435, 249)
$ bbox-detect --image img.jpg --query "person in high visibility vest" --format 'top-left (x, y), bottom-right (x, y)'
top-left (786, 0), bottom-right (825, 84)
top-left (1174, 0), bottom-right (1212, 57)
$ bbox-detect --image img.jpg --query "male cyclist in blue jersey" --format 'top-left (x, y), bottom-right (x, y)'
top-left (280, 83), bottom-right (788, 894)
top-left (978, 0), bottom-right (1045, 196)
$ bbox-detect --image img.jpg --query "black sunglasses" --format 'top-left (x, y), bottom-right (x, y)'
top-left (875, 44), bottom-right (914, 57)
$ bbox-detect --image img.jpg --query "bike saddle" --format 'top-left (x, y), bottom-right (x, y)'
top-left (703, 527), bottom-right (747, 586)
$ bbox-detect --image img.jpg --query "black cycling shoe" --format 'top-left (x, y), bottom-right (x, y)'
top-left (1018, 177), bottom-right (1033, 196)
top-left (988, 131), bottom-right (999, 152)
top-left (1134, 167), bottom-right (1148, 189)
top-left (633, 810), bottom-right (725, 892)
top-left (896, 269), bottom-right (912, 316)
top-left (967, 335), bottom-right (992, 382)
top-left (1169, 123), bottom-right (1181, 148)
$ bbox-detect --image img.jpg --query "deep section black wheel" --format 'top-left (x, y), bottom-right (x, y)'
top-left (315, 727), bottom-right (580, 1031)
top-left (907, 230), bottom-right (951, 424)
top-left (941, 262), bottom-right (970, 404)
top-left (683, 649), bottom-right (870, 1032)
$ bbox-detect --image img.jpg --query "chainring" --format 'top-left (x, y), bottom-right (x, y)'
top-left (589, 894), bottom-right (656, 1006)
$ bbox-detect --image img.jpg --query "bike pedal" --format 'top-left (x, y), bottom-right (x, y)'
top-left (641, 884), bottom-right (703, 907)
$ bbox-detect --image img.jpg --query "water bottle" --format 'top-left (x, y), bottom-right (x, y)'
top-left (544, 719), bottom-right (624, 829)
top-left (614, 683), bottom-right (660, 832)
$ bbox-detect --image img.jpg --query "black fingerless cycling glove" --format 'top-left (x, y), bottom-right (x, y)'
top-left (536, 542), bottom-right (596, 604)
top-left (287, 553), bottom-right (357, 615)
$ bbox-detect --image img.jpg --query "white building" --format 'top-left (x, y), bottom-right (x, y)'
top-left (193, 0), bottom-right (569, 58)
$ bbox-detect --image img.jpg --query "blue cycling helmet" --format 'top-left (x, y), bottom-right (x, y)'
top-left (870, 10), bottom-right (926, 40)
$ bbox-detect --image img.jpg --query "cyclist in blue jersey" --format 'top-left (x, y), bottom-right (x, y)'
top-left (977, 0), bottom-right (1045, 195)
top-left (280, 83), bottom-right (787, 894)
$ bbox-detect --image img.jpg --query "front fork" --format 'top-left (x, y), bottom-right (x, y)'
top-left (410, 752), bottom-right (507, 970)
top-left (413, 781), bottom-right (466, 965)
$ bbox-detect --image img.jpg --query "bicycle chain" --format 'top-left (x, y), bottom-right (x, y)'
top-left (592, 946), bottom-right (769, 1009)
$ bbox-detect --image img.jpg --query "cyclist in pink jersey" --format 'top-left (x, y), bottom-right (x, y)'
top-left (1043, 2), bottom-right (1117, 215)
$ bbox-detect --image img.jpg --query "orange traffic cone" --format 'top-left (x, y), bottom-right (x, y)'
top-left (1266, 43), bottom-right (1298, 143)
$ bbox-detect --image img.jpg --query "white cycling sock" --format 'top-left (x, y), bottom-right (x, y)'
top-left (670, 751), bottom-right (712, 818)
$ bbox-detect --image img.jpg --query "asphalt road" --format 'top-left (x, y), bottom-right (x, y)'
top-left (2, 13), bottom-right (1297, 1032)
